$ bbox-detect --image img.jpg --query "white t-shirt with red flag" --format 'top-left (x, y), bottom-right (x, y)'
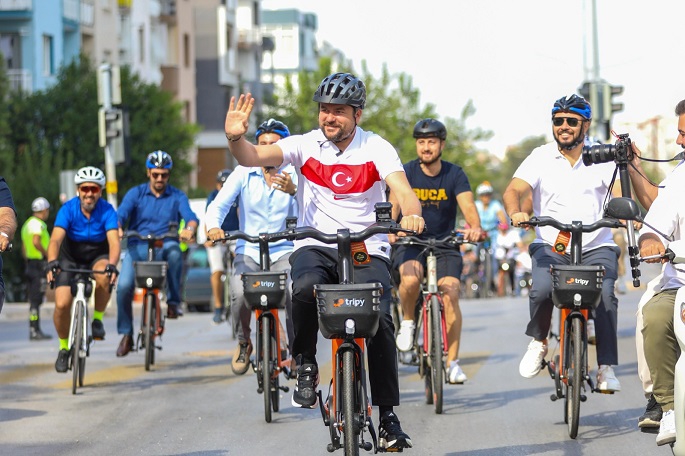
top-left (278, 127), bottom-right (404, 259)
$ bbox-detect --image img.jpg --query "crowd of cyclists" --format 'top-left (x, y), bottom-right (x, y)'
top-left (14, 71), bottom-right (685, 451)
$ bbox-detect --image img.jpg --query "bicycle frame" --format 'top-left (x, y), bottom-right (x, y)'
top-left (68, 278), bottom-right (91, 395)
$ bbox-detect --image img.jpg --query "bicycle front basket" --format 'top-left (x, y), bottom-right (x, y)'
top-left (315, 282), bottom-right (383, 339)
top-left (134, 261), bottom-right (167, 289)
top-left (242, 271), bottom-right (287, 310)
top-left (551, 265), bottom-right (605, 310)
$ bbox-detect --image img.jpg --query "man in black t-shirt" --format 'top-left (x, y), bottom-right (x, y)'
top-left (389, 119), bottom-right (483, 385)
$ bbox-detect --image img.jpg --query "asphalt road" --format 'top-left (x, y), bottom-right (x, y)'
top-left (0, 264), bottom-right (673, 455)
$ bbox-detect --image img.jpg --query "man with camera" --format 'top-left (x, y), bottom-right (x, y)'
top-left (503, 94), bottom-right (649, 393)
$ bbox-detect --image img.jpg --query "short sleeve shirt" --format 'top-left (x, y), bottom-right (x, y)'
top-left (404, 159), bottom-right (471, 239)
top-left (277, 127), bottom-right (403, 259)
top-left (513, 141), bottom-right (616, 252)
top-left (54, 197), bottom-right (119, 242)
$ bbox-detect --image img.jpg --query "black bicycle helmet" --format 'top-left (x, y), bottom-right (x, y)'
top-left (216, 169), bottom-right (232, 184)
top-left (552, 94), bottom-right (592, 120)
top-left (413, 118), bottom-right (447, 140)
top-left (255, 118), bottom-right (290, 141)
top-left (312, 72), bottom-right (366, 109)
top-left (146, 150), bottom-right (173, 169)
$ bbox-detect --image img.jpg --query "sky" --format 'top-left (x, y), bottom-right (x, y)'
top-left (261, 0), bottom-right (685, 158)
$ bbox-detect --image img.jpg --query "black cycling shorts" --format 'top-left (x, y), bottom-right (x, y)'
top-left (390, 244), bottom-right (463, 287)
top-left (55, 237), bottom-right (109, 288)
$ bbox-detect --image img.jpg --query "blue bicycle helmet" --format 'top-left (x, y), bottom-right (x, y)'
top-left (146, 150), bottom-right (173, 169)
top-left (216, 169), bottom-right (232, 184)
top-left (313, 72), bottom-right (366, 109)
top-left (255, 119), bottom-right (290, 141)
top-left (552, 94), bottom-right (592, 120)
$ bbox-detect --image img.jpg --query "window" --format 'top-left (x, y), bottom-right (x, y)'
top-left (183, 33), bottom-right (190, 68)
top-left (138, 26), bottom-right (144, 63)
top-left (42, 35), bottom-right (53, 76)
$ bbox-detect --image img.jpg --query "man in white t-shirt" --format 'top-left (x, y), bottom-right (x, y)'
top-left (214, 73), bottom-right (424, 452)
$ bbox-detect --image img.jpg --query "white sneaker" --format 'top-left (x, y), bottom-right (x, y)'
top-left (395, 320), bottom-right (415, 352)
top-left (519, 339), bottom-right (548, 378)
top-left (448, 360), bottom-right (468, 384)
top-left (597, 365), bottom-right (621, 392)
top-left (587, 319), bottom-right (596, 345)
top-left (656, 409), bottom-right (676, 446)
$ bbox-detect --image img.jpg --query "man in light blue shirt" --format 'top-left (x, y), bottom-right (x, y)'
top-left (205, 119), bottom-right (298, 375)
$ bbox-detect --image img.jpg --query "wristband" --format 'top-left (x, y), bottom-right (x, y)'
top-left (226, 134), bottom-right (242, 142)
top-left (0, 232), bottom-right (8, 239)
top-left (289, 186), bottom-right (297, 196)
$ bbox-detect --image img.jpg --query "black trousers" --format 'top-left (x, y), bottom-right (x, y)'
top-left (289, 246), bottom-right (399, 406)
top-left (25, 260), bottom-right (47, 310)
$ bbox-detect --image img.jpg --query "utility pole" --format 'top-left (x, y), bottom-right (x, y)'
top-left (97, 63), bottom-right (124, 209)
top-left (579, 0), bottom-right (623, 143)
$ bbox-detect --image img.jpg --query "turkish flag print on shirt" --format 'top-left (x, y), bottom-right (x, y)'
top-left (301, 158), bottom-right (381, 196)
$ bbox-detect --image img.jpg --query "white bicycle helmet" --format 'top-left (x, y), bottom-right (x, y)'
top-left (476, 182), bottom-right (494, 196)
top-left (74, 166), bottom-right (106, 187)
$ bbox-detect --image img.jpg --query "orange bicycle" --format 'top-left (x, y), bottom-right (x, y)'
top-left (215, 227), bottom-right (294, 423)
top-left (519, 198), bottom-right (628, 438)
top-left (272, 202), bottom-right (411, 455)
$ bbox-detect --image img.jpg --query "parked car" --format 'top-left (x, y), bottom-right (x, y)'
top-left (183, 244), bottom-right (213, 312)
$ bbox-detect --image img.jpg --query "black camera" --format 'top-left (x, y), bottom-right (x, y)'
top-left (582, 133), bottom-right (633, 166)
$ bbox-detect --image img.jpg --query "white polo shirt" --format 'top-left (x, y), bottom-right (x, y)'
top-left (514, 141), bottom-right (616, 252)
top-left (277, 127), bottom-right (404, 259)
top-left (641, 163), bottom-right (685, 290)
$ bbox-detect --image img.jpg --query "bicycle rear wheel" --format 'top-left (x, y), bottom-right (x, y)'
top-left (430, 295), bottom-right (444, 414)
top-left (71, 302), bottom-right (83, 395)
top-left (566, 317), bottom-right (582, 439)
top-left (342, 348), bottom-right (360, 456)
top-left (144, 293), bottom-right (155, 371)
top-left (261, 319), bottom-right (273, 423)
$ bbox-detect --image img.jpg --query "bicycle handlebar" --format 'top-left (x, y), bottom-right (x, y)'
top-left (392, 232), bottom-right (471, 250)
top-left (124, 230), bottom-right (180, 243)
top-left (261, 222), bottom-right (415, 245)
top-left (519, 216), bottom-right (625, 233)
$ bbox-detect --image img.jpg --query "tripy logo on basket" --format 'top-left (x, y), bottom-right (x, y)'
top-left (333, 297), bottom-right (366, 308)
top-left (251, 280), bottom-right (276, 288)
top-left (565, 277), bottom-right (590, 286)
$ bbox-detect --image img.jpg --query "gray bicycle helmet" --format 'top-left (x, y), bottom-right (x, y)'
top-left (313, 72), bottom-right (366, 109)
top-left (413, 118), bottom-right (447, 140)
top-left (74, 166), bottom-right (106, 187)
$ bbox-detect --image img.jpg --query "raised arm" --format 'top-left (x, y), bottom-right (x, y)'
top-left (224, 93), bottom-right (284, 168)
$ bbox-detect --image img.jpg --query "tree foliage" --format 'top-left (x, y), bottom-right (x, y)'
top-left (0, 56), bottom-right (198, 299)
top-left (264, 59), bottom-right (494, 191)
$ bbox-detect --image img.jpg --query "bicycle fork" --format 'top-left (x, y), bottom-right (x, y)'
top-left (548, 305), bottom-right (592, 401)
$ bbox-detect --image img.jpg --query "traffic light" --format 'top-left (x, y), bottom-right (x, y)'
top-left (98, 107), bottom-right (128, 164)
top-left (609, 84), bottom-right (624, 115)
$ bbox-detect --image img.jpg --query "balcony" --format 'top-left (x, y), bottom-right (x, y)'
top-left (63, 0), bottom-right (79, 22)
top-left (159, 0), bottom-right (176, 24)
top-left (7, 69), bottom-right (32, 93)
top-left (0, 0), bottom-right (31, 10)
top-left (80, 0), bottom-right (94, 28)
top-left (161, 65), bottom-right (179, 96)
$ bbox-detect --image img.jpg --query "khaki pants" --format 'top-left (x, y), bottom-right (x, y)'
top-left (641, 289), bottom-right (679, 410)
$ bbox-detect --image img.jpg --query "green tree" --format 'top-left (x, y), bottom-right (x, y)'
top-left (264, 58), bottom-right (493, 186)
top-left (0, 56), bottom-right (199, 300)
top-left (491, 135), bottom-right (547, 194)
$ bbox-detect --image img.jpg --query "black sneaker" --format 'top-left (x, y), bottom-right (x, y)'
top-left (91, 320), bottom-right (106, 340)
top-left (55, 349), bottom-right (70, 373)
top-left (378, 411), bottom-right (413, 451)
top-left (639, 394), bottom-right (663, 428)
top-left (291, 363), bottom-right (319, 408)
top-left (30, 328), bottom-right (53, 341)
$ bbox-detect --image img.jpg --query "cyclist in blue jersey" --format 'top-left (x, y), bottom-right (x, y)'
top-left (46, 167), bottom-right (120, 373)
top-left (115, 151), bottom-right (199, 357)
top-left (391, 118), bottom-right (484, 384)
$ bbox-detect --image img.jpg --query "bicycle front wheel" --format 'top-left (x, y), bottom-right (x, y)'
top-left (342, 348), bottom-right (360, 456)
top-left (71, 302), bottom-right (84, 395)
top-left (144, 293), bottom-right (155, 371)
top-left (261, 318), bottom-right (273, 423)
top-left (566, 317), bottom-right (582, 439)
top-left (430, 295), bottom-right (444, 414)
top-left (78, 308), bottom-right (87, 387)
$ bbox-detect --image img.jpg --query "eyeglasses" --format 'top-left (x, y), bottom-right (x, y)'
top-left (151, 172), bottom-right (170, 180)
top-left (79, 185), bottom-right (101, 194)
top-left (552, 117), bottom-right (582, 127)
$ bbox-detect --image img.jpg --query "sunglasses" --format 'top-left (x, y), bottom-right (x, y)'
top-left (552, 117), bottom-right (582, 127)
top-left (151, 172), bottom-right (170, 180)
top-left (79, 185), bottom-right (101, 194)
